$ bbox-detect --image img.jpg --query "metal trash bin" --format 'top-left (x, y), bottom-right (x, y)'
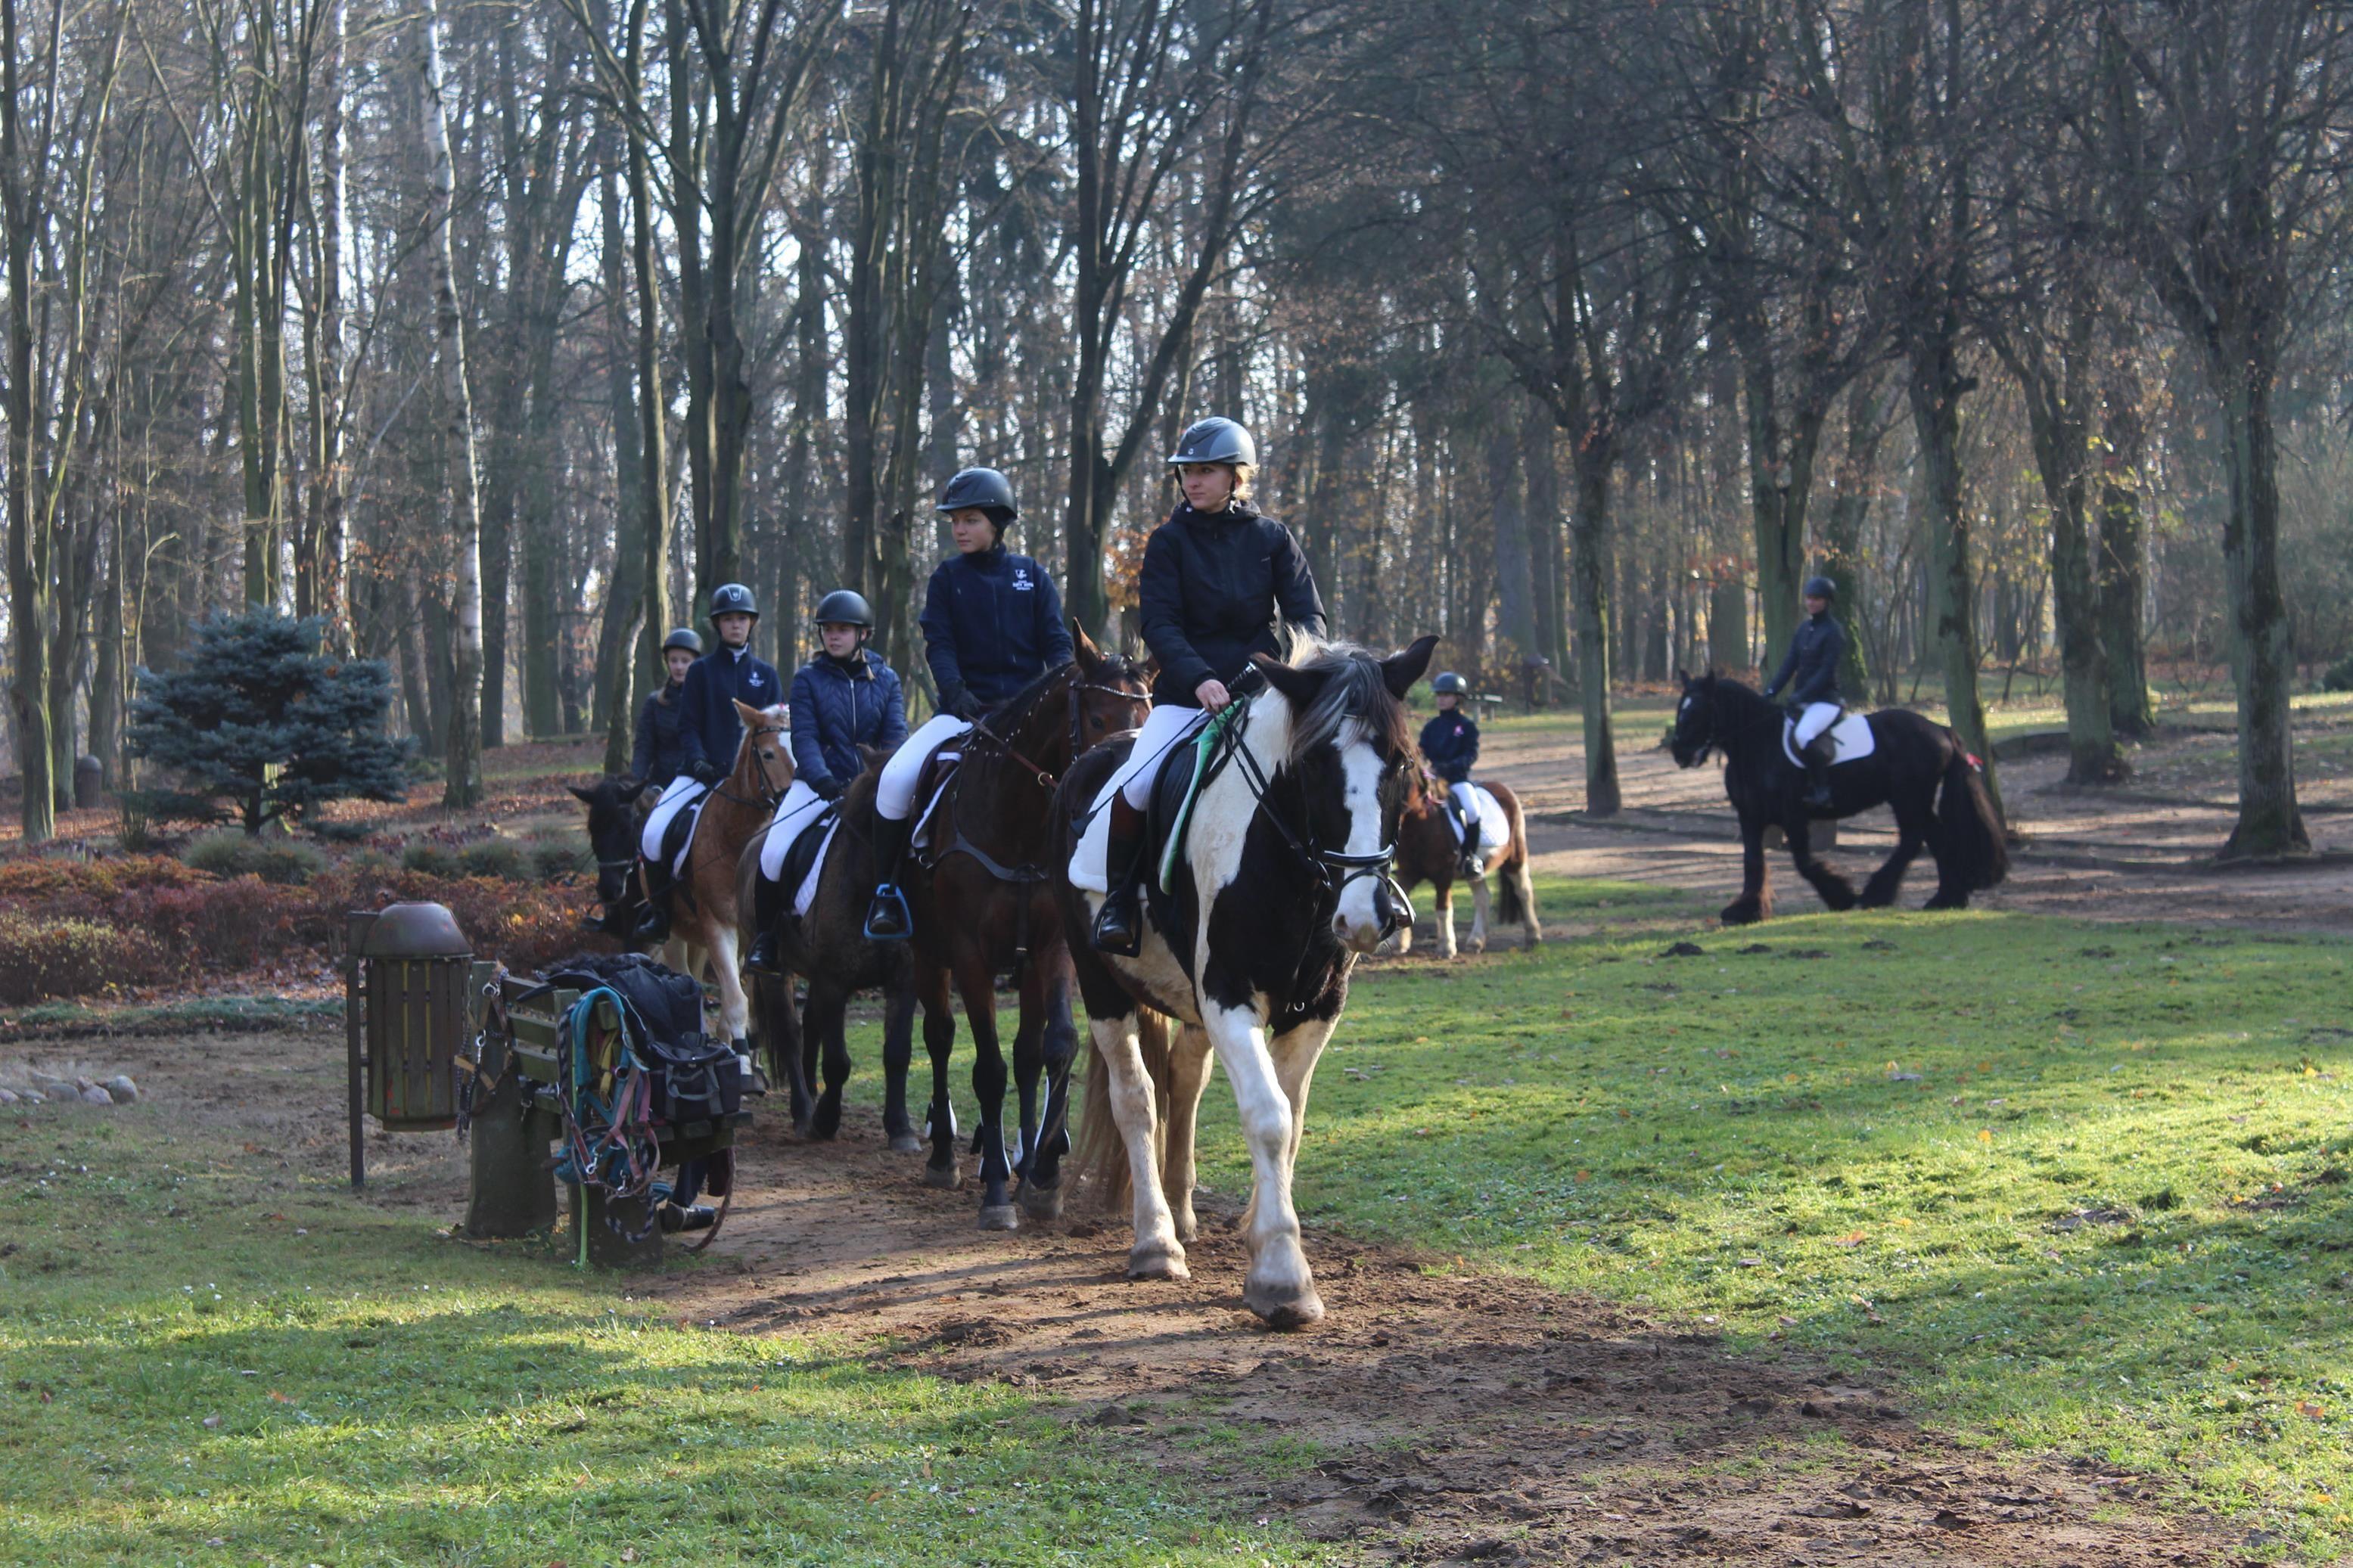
top-left (73, 756), bottom-right (102, 809)
top-left (343, 902), bottom-right (473, 1187)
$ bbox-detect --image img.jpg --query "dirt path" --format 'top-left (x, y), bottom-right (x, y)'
top-left (7, 1023), bottom-right (2221, 1566)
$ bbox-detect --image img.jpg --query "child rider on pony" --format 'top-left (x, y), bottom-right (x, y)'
top-left (1418, 670), bottom-right (1484, 880)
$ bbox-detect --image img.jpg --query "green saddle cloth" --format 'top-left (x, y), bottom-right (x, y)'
top-left (1155, 697), bottom-right (1251, 895)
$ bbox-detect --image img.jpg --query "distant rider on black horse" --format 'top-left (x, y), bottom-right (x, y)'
top-left (1762, 575), bottom-right (1848, 811)
top-left (862, 466), bottom-right (1073, 941)
top-left (636, 585), bottom-right (781, 942)
top-left (629, 627), bottom-right (703, 790)
top-left (1418, 671), bottom-right (1484, 880)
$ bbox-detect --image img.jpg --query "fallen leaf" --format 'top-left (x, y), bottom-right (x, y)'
top-left (2300, 1401), bottom-right (2326, 1419)
top-left (269, 1391), bottom-right (293, 1404)
top-left (620, 1551), bottom-right (637, 1564)
top-left (1977, 1129), bottom-right (1994, 1143)
top-left (1834, 1231), bottom-right (1868, 1247)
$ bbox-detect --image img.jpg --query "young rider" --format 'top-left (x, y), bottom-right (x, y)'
top-left (636, 585), bottom-right (780, 942)
top-left (1762, 574), bottom-right (1848, 810)
top-left (1419, 671), bottom-right (1484, 880)
top-left (629, 628), bottom-right (703, 788)
top-left (1093, 416), bottom-right (1327, 955)
top-left (744, 590), bottom-right (907, 973)
top-left (863, 467), bottom-right (1074, 939)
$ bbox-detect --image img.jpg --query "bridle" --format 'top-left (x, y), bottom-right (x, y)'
top-left (710, 718), bottom-right (791, 812)
top-left (1674, 685), bottom-right (1779, 765)
top-left (1216, 694), bottom-right (1414, 937)
top-left (934, 665), bottom-right (1152, 891)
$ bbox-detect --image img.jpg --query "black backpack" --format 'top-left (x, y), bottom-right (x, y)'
top-left (537, 952), bottom-right (742, 1129)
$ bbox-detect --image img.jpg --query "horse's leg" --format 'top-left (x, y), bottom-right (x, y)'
top-left (1467, 874), bottom-right (1491, 955)
top-left (1009, 957), bottom-right (1048, 1184)
top-left (1514, 855), bottom-right (1544, 949)
top-left (796, 985), bottom-right (822, 1136)
top-left (1019, 962), bottom-right (1079, 1222)
top-left (1091, 1011), bottom-right (1188, 1281)
top-left (1722, 818), bottom-right (1771, 925)
top-left (957, 950), bottom-right (1018, 1232)
top-left (1863, 793), bottom-right (1930, 908)
top-left (1435, 880), bottom-right (1457, 960)
top-left (1159, 1023), bottom-right (1215, 1244)
top-left (916, 963), bottom-right (961, 1189)
top-left (880, 983), bottom-right (921, 1153)
top-left (1786, 816), bottom-right (1858, 911)
top-left (765, 974), bottom-right (815, 1133)
top-left (808, 985), bottom-right (850, 1140)
top-left (707, 924), bottom-right (751, 1048)
top-left (1201, 999), bottom-right (1321, 1329)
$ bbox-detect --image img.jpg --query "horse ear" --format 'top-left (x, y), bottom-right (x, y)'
top-left (1382, 634), bottom-right (1440, 699)
top-left (568, 784), bottom-right (598, 805)
top-left (732, 697), bottom-right (763, 726)
top-left (1251, 652), bottom-right (1325, 707)
top-left (1135, 657), bottom-right (1158, 682)
top-left (1072, 621), bottom-right (1103, 674)
top-left (1674, 666), bottom-right (1688, 686)
top-left (617, 778), bottom-right (650, 804)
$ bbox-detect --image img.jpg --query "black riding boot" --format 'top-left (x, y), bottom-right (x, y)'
top-left (1455, 803), bottom-right (1483, 880)
top-left (863, 812), bottom-right (915, 940)
top-left (632, 855), bottom-right (676, 942)
top-left (1093, 795), bottom-right (1149, 957)
top-left (1803, 737), bottom-right (1835, 811)
top-left (744, 868), bottom-right (786, 974)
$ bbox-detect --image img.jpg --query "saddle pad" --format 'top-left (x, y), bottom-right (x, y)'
top-left (1781, 709), bottom-right (1876, 768)
top-left (909, 753), bottom-right (962, 851)
top-left (777, 804), bottom-right (841, 920)
top-left (670, 796), bottom-right (705, 877)
top-left (794, 821), bottom-right (840, 919)
top-left (1156, 699), bottom-right (1249, 893)
top-left (1442, 785), bottom-right (1512, 852)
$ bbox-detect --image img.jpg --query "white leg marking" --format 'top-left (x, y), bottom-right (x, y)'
top-left (1438, 886), bottom-right (1458, 960)
top-left (1091, 1015), bottom-right (1186, 1279)
top-left (1202, 998), bottom-right (1320, 1326)
top-left (1468, 877), bottom-right (1491, 955)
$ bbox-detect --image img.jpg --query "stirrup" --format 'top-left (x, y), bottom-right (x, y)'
top-left (744, 931), bottom-right (782, 975)
top-left (863, 884), bottom-right (912, 942)
top-left (1093, 891), bottom-right (1142, 958)
top-left (632, 908), bottom-right (670, 942)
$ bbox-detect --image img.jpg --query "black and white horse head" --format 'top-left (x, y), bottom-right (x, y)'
top-left (569, 776), bottom-right (649, 908)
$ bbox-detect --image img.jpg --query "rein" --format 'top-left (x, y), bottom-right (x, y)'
top-left (937, 667), bottom-right (1150, 889)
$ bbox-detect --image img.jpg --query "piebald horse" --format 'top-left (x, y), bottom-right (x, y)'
top-left (664, 700), bottom-right (791, 1047)
top-left (1060, 635), bottom-right (1434, 1328)
top-left (1390, 769), bottom-right (1543, 959)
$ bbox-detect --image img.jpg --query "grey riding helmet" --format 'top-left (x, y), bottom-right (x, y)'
top-left (709, 582), bottom-right (760, 621)
top-left (1432, 672), bottom-right (1470, 696)
top-left (813, 588), bottom-right (875, 628)
top-left (1803, 576), bottom-right (1837, 601)
top-left (661, 627), bottom-right (704, 656)
top-left (936, 467), bottom-right (1018, 528)
top-left (1167, 417), bottom-right (1257, 467)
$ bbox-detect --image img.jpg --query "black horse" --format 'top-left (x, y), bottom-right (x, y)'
top-left (1668, 670), bottom-right (2008, 925)
top-left (570, 776), bottom-right (651, 936)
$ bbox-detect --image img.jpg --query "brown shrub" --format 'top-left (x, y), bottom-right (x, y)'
top-left (0, 914), bottom-right (167, 1004)
top-left (0, 854), bottom-right (211, 904)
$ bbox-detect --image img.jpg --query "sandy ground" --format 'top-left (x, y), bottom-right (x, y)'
top-left (5, 1024), bottom-right (2227, 1566)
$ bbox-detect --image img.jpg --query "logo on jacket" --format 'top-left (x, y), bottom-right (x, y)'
top-left (1012, 567), bottom-right (1035, 591)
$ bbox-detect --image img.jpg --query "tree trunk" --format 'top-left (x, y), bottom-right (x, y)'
top-left (1523, 405), bottom-right (1566, 692)
top-left (1566, 436), bottom-right (1620, 815)
top-left (2097, 352), bottom-right (2154, 739)
top-left (1906, 327), bottom-right (1997, 818)
top-left (1486, 417), bottom-right (1535, 668)
top-left (1818, 374), bottom-right (1888, 699)
top-left (2212, 335), bottom-right (2305, 856)
top-left (1, 0), bottom-right (54, 842)
top-left (417, 0), bottom-right (485, 808)
top-left (595, 167), bottom-right (647, 775)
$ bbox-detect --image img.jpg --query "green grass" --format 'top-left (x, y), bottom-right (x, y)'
top-left (1178, 879), bottom-right (2353, 1556)
top-left (0, 1119), bottom-right (1319, 1566)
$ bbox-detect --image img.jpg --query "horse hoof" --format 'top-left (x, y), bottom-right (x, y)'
top-left (1244, 1282), bottom-right (1326, 1330)
top-left (922, 1162), bottom-right (960, 1191)
top-left (1720, 902), bottom-right (1765, 927)
top-left (1127, 1241), bottom-right (1189, 1281)
top-left (978, 1204), bottom-right (1021, 1232)
top-left (1019, 1181), bottom-right (1064, 1222)
top-left (888, 1132), bottom-right (925, 1154)
top-left (1923, 893), bottom-right (1967, 911)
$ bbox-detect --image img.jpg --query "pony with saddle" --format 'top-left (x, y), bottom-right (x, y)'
top-left (1059, 635), bottom-right (1434, 1329)
top-left (1390, 769), bottom-right (1542, 958)
top-left (1668, 669), bottom-right (2007, 924)
top-left (731, 755), bottom-right (929, 1145)
top-left (892, 628), bottom-right (1151, 1228)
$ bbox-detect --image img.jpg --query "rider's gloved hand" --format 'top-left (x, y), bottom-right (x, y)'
top-left (689, 759), bottom-right (723, 785)
top-left (942, 682), bottom-right (985, 722)
top-left (810, 776), bottom-right (847, 801)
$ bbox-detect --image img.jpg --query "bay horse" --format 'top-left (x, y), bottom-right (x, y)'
top-left (1060, 635), bottom-right (1434, 1328)
top-left (1390, 769), bottom-right (1542, 958)
top-left (1668, 669), bottom-right (2008, 925)
top-left (731, 755), bottom-right (929, 1147)
top-left (897, 629), bottom-right (1152, 1228)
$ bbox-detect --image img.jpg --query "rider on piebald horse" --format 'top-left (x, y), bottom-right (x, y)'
top-left (636, 585), bottom-right (782, 942)
top-left (1093, 415), bottom-right (1327, 955)
top-left (744, 589), bottom-right (907, 974)
top-left (864, 466), bottom-right (1073, 941)
top-left (1418, 671), bottom-right (1484, 881)
top-left (1764, 575), bottom-right (1848, 810)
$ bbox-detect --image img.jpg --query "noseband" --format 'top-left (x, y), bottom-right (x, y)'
top-left (1222, 705), bottom-right (1413, 924)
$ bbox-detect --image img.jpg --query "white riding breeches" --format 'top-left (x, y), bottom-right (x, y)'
top-left (1096, 701), bottom-right (1208, 813)
top-left (1794, 701), bottom-right (1842, 747)
top-left (1447, 781), bottom-right (1480, 827)
top-left (877, 713), bottom-right (971, 821)
top-left (641, 775), bottom-right (707, 862)
top-left (757, 778), bottom-right (833, 883)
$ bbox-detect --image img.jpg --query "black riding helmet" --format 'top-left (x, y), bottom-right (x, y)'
top-left (936, 467), bottom-right (1018, 532)
top-left (1167, 416), bottom-right (1257, 468)
top-left (1432, 671), bottom-right (1470, 696)
top-left (661, 626), bottom-right (704, 656)
top-left (1803, 576), bottom-right (1837, 601)
top-left (813, 588), bottom-right (875, 629)
top-left (709, 582), bottom-right (760, 621)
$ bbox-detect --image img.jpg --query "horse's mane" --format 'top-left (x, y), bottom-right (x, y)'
top-left (1282, 639), bottom-right (1416, 764)
top-left (988, 647), bottom-right (1149, 738)
top-left (1696, 670), bottom-right (1770, 709)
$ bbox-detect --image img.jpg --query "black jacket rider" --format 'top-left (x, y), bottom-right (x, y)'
top-left (1764, 610), bottom-right (1847, 710)
top-left (1137, 501), bottom-right (1328, 708)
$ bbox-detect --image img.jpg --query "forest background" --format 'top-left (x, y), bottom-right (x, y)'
top-left (4, 0), bottom-right (2348, 860)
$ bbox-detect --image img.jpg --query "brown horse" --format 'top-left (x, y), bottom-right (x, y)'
top-left (665, 699), bottom-right (791, 1049)
top-left (1391, 770), bottom-right (1543, 958)
top-left (898, 629), bottom-right (1152, 1228)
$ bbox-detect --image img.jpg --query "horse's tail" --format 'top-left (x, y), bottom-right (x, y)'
top-left (1938, 740), bottom-right (2010, 891)
top-left (1074, 1008), bottom-right (1171, 1213)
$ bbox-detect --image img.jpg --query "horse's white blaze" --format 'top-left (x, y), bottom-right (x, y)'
top-left (1331, 722), bottom-right (1391, 952)
top-left (1201, 997), bottom-right (1313, 1309)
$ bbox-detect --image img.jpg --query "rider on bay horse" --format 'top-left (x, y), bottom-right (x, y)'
top-left (1418, 671), bottom-right (1484, 880)
top-left (744, 589), bottom-right (908, 973)
top-left (1093, 415), bottom-right (1329, 955)
top-left (863, 466), bottom-right (1074, 941)
top-left (636, 585), bottom-right (781, 942)
top-left (1763, 574), bottom-right (1848, 811)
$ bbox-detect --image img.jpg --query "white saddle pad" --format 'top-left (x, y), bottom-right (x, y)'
top-left (1781, 709), bottom-right (1876, 767)
top-left (794, 820), bottom-right (839, 919)
top-left (1068, 802), bottom-right (1112, 894)
top-left (1443, 785), bottom-right (1511, 852)
top-left (671, 799), bottom-right (704, 876)
top-left (909, 754), bottom-right (961, 851)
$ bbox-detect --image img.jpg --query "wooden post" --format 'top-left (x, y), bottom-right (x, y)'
top-left (463, 1021), bottom-right (561, 1238)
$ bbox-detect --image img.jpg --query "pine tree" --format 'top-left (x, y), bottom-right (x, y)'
top-left (127, 610), bottom-right (412, 837)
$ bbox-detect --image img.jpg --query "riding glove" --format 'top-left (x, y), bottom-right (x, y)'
top-left (810, 776), bottom-right (847, 802)
top-left (689, 759), bottom-right (723, 785)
